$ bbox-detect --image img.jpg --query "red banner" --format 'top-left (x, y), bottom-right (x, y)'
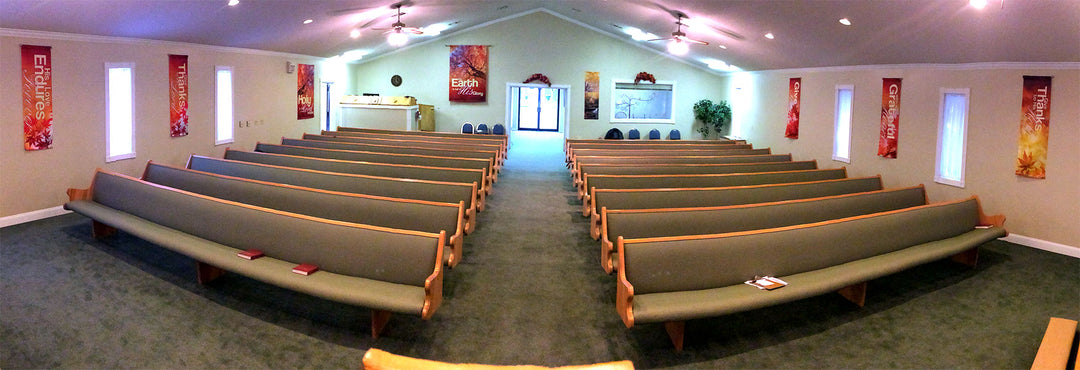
top-left (448, 45), bottom-right (488, 102)
top-left (1016, 76), bottom-right (1052, 179)
top-left (878, 78), bottom-right (902, 158)
top-left (22, 45), bottom-right (53, 151)
top-left (297, 63), bottom-right (315, 120)
top-left (784, 78), bottom-right (800, 139)
top-left (169, 54), bottom-right (189, 137)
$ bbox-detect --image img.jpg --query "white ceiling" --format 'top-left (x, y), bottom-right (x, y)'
top-left (2, 0), bottom-right (1078, 71)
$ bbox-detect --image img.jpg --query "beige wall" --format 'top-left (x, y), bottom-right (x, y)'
top-left (1, 32), bottom-right (323, 218)
top-left (725, 66), bottom-right (1079, 248)
top-left (350, 10), bottom-right (726, 139)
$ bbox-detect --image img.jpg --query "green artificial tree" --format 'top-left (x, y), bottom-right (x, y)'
top-left (693, 99), bottom-right (732, 139)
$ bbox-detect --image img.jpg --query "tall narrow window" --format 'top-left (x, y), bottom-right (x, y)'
top-left (935, 88), bottom-right (970, 187)
top-left (832, 85), bottom-right (854, 163)
top-left (106, 63), bottom-right (135, 162)
top-left (215, 66), bottom-right (234, 145)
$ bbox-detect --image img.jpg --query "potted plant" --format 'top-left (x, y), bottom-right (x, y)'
top-left (693, 99), bottom-right (732, 139)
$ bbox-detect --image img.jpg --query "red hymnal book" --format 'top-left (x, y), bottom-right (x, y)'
top-left (292, 263), bottom-right (319, 276)
top-left (237, 249), bottom-right (264, 260)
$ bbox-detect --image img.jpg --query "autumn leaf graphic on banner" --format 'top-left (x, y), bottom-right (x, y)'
top-left (1015, 76), bottom-right (1051, 179)
top-left (22, 45), bottom-right (53, 151)
top-left (448, 45), bottom-right (487, 102)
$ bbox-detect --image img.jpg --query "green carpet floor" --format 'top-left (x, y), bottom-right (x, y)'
top-left (2, 131), bottom-right (1077, 368)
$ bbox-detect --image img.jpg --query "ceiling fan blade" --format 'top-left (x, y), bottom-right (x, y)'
top-left (403, 28), bottom-right (424, 35)
top-left (327, 6), bottom-right (375, 16)
top-left (685, 38), bottom-right (709, 45)
top-left (645, 37), bottom-right (675, 42)
top-left (708, 24), bottom-right (745, 41)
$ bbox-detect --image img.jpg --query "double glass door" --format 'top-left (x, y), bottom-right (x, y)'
top-left (518, 87), bottom-right (560, 131)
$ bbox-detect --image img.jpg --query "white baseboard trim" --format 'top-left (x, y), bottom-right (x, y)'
top-left (0, 206), bottom-right (71, 228)
top-left (1003, 234), bottom-right (1080, 258)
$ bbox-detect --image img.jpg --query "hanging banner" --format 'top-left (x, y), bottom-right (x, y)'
top-left (169, 54), bottom-right (189, 137)
top-left (878, 78), bottom-right (902, 158)
top-left (1016, 75), bottom-right (1052, 179)
top-left (297, 63), bottom-right (315, 120)
top-left (584, 71), bottom-right (599, 120)
top-left (448, 45), bottom-right (488, 102)
top-left (22, 44), bottom-right (53, 151)
top-left (784, 78), bottom-right (800, 139)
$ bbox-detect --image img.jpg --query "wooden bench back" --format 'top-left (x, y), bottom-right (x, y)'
top-left (282, 138), bottom-right (498, 165)
top-left (225, 149), bottom-right (487, 195)
top-left (621, 197), bottom-right (982, 295)
top-left (593, 176), bottom-right (883, 213)
top-left (89, 169), bottom-right (442, 286)
top-left (318, 131), bottom-right (505, 152)
top-left (187, 155), bottom-right (478, 219)
top-left (144, 161), bottom-right (464, 244)
top-left (336, 126), bottom-right (508, 145)
top-left (586, 168), bottom-right (847, 200)
top-left (254, 143), bottom-right (491, 178)
top-left (571, 145), bottom-right (756, 158)
top-left (578, 161), bottom-right (817, 181)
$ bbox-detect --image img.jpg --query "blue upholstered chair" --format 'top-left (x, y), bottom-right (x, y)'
top-left (461, 122), bottom-right (474, 134)
top-left (648, 129), bottom-right (661, 140)
top-left (627, 128), bottom-right (640, 140)
top-left (669, 129), bottom-right (681, 140)
top-left (604, 128), bottom-right (624, 140)
top-left (475, 123), bottom-right (490, 135)
top-left (492, 123), bottom-right (506, 135)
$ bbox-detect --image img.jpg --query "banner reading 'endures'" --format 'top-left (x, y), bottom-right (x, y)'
top-left (23, 45), bottom-right (53, 151)
top-left (297, 64), bottom-right (315, 120)
top-left (169, 54), bottom-right (189, 137)
top-left (449, 45), bottom-right (487, 102)
top-left (1016, 75), bottom-right (1051, 179)
top-left (785, 78), bottom-right (800, 139)
top-left (878, 78), bottom-right (902, 158)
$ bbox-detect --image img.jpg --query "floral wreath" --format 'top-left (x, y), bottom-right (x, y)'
top-left (634, 72), bottom-right (656, 84)
top-left (523, 73), bottom-right (551, 86)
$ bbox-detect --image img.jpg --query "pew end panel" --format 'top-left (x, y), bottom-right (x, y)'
top-left (600, 207), bottom-right (615, 274)
top-left (67, 174), bottom-right (117, 239)
top-left (615, 236), bottom-right (635, 328)
top-left (421, 231), bottom-right (447, 320)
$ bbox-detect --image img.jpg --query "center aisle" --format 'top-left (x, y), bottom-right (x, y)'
top-left (415, 131), bottom-right (630, 365)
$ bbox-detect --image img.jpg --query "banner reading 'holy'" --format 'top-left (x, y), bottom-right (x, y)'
top-left (1015, 75), bottom-right (1051, 179)
top-left (23, 45), bottom-right (53, 151)
top-left (878, 78), bottom-right (902, 158)
top-left (449, 45), bottom-right (488, 102)
top-left (297, 64), bottom-right (315, 120)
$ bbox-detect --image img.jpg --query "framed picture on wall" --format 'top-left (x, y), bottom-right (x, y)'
top-left (610, 79), bottom-right (676, 124)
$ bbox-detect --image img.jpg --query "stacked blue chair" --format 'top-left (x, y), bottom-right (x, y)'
top-left (648, 129), bottom-right (661, 140)
top-left (461, 122), bottom-right (474, 134)
top-left (604, 128), bottom-right (624, 140)
top-left (492, 124), bottom-right (506, 136)
top-left (627, 129), bottom-right (641, 140)
top-left (476, 123), bottom-right (490, 135)
top-left (669, 129), bottom-right (681, 140)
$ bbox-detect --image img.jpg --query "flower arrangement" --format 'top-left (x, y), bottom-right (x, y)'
top-left (523, 73), bottom-right (551, 86)
top-left (634, 72), bottom-right (656, 84)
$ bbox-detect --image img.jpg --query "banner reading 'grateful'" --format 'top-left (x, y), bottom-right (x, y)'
top-left (785, 78), bottom-right (800, 139)
top-left (1015, 75), bottom-right (1051, 179)
top-left (449, 45), bottom-right (487, 102)
top-left (878, 78), bottom-right (902, 158)
top-left (23, 45), bottom-right (53, 151)
top-left (297, 64), bottom-right (315, 120)
top-left (169, 54), bottom-right (189, 137)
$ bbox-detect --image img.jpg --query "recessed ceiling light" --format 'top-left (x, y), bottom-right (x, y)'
top-left (718, 44), bottom-right (727, 49)
top-left (227, 0), bottom-right (239, 6)
top-left (341, 50), bottom-right (368, 61)
top-left (349, 29), bottom-right (361, 38)
top-left (303, 19), bottom-right (314, 24)
top-left (970, 0), bottom-right (988, 9)
top-left (839, 18), bottom-right (852, 26)
top-left (764, 32), bottom-right (775, 40)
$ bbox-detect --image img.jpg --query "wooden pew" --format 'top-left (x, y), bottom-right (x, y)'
top-left (306, 133), bottom-right (505, 167)
top-left (361, 348), bottom-right (635, 369)
top-left (588, 176), bottom-right (885, 240)
top-left (66, 169), bottom-right (445, 338)
top-left (574, 160), bottom-right (818, 190)
top-left (616, 196), bottom-right (1006, 350)
top-left (281, 137), bottom-right (501, 175)
top-left (322, 130), bottom-right (507, 163)
top-left (598, 186), bottom-right (928, 273)
top-left (568, 145), bottom-right (758, 164)
top-left (186, 155), bottom-right (481, 234)
top-left (1031, 317), bottom-right (1079, 370)
top-left (582, 168), bottom-right (849, 216)
top-left (570, 154), bottom-right (793, 185)
top-left (254, 142), bottom-right (495, 188)
top-left (224, 149), bottom-right (488, 209)
top-left (565, 138), bottom-right (743, 154)
top-left (336, 126), bottom-right (508, 151)
top-left (142, 161), bottom-right (467, 267)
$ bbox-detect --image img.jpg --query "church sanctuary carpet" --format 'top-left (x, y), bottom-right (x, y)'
top-left (2, 131), bottom-right (1077, 368)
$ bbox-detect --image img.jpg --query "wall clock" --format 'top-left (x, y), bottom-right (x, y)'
top-left (391, 75), bottom-right (402, 87)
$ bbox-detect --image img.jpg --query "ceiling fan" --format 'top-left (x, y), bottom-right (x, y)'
top-left (373, 4), bottom-right (424, 36)
top-left (648, 12), bottom-right (707, 55)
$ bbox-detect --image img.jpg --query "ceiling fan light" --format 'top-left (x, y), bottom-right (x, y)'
top-left (668, 40), bottom-right (689, 55)
top-left (387, 31), bottom-right (409, 46)
top-left (969, 0), bottom-right (988, 9)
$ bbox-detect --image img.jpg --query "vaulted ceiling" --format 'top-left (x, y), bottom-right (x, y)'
top-left (3, 0), bottom-right (1078, 71)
